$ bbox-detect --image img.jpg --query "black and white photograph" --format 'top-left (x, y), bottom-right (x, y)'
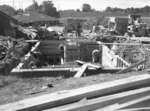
top-left (0, 0), bottom-right (150, 110)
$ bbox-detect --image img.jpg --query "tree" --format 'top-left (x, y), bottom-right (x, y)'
top-left (142, 6), bottom-right (150, 13)
top-left (25, 0), bottom-right (60, 17)
top-left (39, 1), bottom-right (60, 17)
top-left (0, 5), bottom-right (16, 16)
top-left (105, 7), bottom-right (113, 12)
top-left (76, 9), bottom-right (80, 12)
top-left (82, 3), bottom-right (92, 12)
top-left (25, 0), bottom-right (39, 12)
top-left (16, 9), bottom-right (24, 15)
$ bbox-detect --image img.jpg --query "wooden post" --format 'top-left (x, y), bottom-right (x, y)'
top-left (64, 45), bottom-right (67, 63)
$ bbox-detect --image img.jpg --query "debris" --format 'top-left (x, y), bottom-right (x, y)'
top-left (11, 41), bottom-right (40, 71)
top-left (47, 83), bottom-right (54, 88)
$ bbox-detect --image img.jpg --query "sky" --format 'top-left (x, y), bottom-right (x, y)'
top-left (0, 0), bottom-right (150, 10)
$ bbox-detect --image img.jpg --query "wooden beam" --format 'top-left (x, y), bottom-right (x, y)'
top-left (25, 40), bottom-right (39, 43)
top-left (0, 74), bottom-right (150, 111)
top-left (74, 64), bottom-right (88, 78)
top-left (75, 60), bottom-right (102, 69)
top-left (30, 41), bottom-right (40, 52)
top-left (131, 37), bottom-right (150, 42)
top-left (11, 67), bottom-right (79, 73)
top-left (117, 59), bottom-right (146, 74)
top-left (75, 60), bottom-right (87, 65)
top-left (44, 87), bottom-right (150, 111)
top-left (96, 41), bottom-right (142, 46)
top-left (117, 107), bottom-right (150, 111)
top-left (98, 95), bottom-right (150, 111)
top-left (11, 41), bottom-right (40, 72)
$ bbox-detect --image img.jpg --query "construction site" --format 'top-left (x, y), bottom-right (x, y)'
top-left (1, 1), bottom-right (150, 110)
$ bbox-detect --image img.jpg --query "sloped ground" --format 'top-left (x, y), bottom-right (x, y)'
top-left (0, 70), bottom-right (148, 105)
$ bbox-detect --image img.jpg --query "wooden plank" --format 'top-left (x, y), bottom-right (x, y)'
top-left (117, 59), bottom-right (146, 74)
top-left (120, 96), bottom-right (150, 109)
top-left (94, 104), bottom-right (120, 111)
top-left (105, 36), bottom-right (150, 42)
top-left (131, 37), bottom-right (150, 42)
top-left (75, 60), bottom-right (87, 65)
top-left (11, 67), bottom-right (80, 73)
top-left (74, 64), bottom-right (88, 78)
top-left (117, 107), bottom-right (150, 111)
top-left (98, 95), bottom-right (150, 111)
top-left (30, 41), bottom-right (40, 52)
top-left (0, 74), bottom-right (150, 111)
top-left (86, 63), bottom-right (102, 69)
top-left (44, 87), bottom-right (150, 111)
top-left (75, 60), bottom-right (102, 69)
top-left (96, 41), bottom-right (142, 46)
top-left (25, 40), bottom-right (39, 43)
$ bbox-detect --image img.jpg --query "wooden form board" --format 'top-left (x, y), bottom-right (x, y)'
top-left (45, 87), bottom-right (150, 111)
top-left (11, 67), bottom-right (79, 73)
top-left (0, 74), bottom-right (150, 111)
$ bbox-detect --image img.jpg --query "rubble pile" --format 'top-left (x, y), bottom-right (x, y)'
top-left (0, 37), bottom-right (30, 75)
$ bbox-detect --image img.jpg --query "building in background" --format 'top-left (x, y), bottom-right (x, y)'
top-left (13, 12), bottom-right (59, 27)
top-left (0, 10), bottom-right (18, 37)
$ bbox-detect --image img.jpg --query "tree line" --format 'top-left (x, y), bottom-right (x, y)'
top-left (0, 1), bottom-right (150, 17)
top-left (0, 0), bottom-right (60, 18)
top-left (105, 5), bottom-right (150, 15)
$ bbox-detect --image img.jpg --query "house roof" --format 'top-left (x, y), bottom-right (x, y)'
top-left (0, 10), bottom-right (18, 24)
top-left (13, 12), bottom-right (58, 24)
